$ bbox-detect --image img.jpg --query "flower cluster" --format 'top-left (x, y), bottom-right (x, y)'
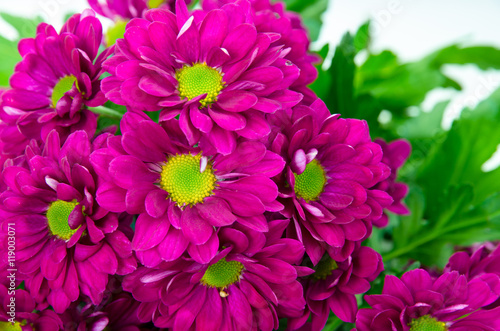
top-left (355, 242), bottom-right (500, 330)
top-left (0, 0), bottom-right (411, 330)
top-left (356, 269), bottom-right (500, 330)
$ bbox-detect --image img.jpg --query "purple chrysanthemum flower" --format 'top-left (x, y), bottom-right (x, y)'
top-left (445, 243), bottom-right (500, 309)
top-left (89, 0), bottom-right (188, 21)
top-left (372, 138), bottom-right (411, 227)
top-left (89, 0), bottom-right (150, 21)
top-left (0, 285), bottom-right (64, 330)
top-left (268, 99), bottom-right (393, 264)
top-left (0, 10), bottom-right (111, 146)
top-left (289, 245), bottom-right (383, 330)
top-left (101, 0), bottom-right (302, 154)
top-left (0, 130), bottom-right (137, 313)
top-left (91, 111), bottom-right (284, 266)
top-left (60, 291), bottom-right (142, 330)
top-left (355, 269), bottom-right (500, 330)
top-left (0, 98), bottom-right (29, 162)
top-left (123, 219), bottom-right (311, 330)
top-left (202, 0), bottom-right (319, 103)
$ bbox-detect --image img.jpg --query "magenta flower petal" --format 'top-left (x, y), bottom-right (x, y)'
top-left (356, 268), bottom-right (500, 331)
top-left (268, 99), bottom-right (394, 262)
top-left (1, 10), bottom-right (107, 152)
top-left (123, 220), bottom-right (308, 329)
top-left (0, 130), bottom-right (136, 312)
top-left (102, 2), bottom-right (301, 154)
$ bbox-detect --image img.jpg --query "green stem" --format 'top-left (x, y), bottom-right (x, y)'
top-left (382, 231), bottom-right (440, 261)
top-left (89, 106), bottom-right (123, 120)
top-left (323, 316), bottom-right (346, 331)
top-left (382, 213), bottom-right (497, 261)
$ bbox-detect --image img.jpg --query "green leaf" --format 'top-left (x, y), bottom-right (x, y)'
top-left (94, 101), bottom-right (127, 135)
top-left (105, 20), bottom-right (127, 47)
top-left (0, 35), bottom-right (20, 86)
top-left (353, 21), bottom-right (371, 53)
top-left (0, 13), bottom-right (42, 87)
top-left (430, 45), bottom-right (500, 70)
top-left (309, 44), bottom-right (331, 101)
top-left (383, 88), bottom-right (500, 264)
top-left (357, 55), bottom-right (451, 113)
top-left (418, 88), bottom-right (500, 209)
top-left (324, 33), bottom-right (356, 116)
top-left (392, 186), bottom-right (425, 249)
top-left (433, 185), bottom-right (474, 230)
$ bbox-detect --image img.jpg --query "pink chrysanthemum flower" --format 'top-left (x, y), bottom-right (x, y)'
top-left (123, 219), bottom-right (311, 330)
top-left (0, 130), bottom-right (137, 313)
top-left (101, 0), bottom-right (302, 154)
top-left (355, 269), bottom-right (500, 331)
top-left (0, 286), bottom-right (64, 330)
top-left (0, 98), bottom-right (29, 161)
top-left (268, 99), bottom-right (393, 264)
top-left (91, 111), bottom-right (284, 266)
top-left (89, 0), bottom-right (192, 20)
top-left (289, 245), bottom-right (383, 329)
top-left (0, 10), bottom-right (111, 146)
top-left (60, 292), bottom-right (143, 330)
top-left (446, 243), bottom-right (500, 309)
top-left (202, 0), bottom-right (319, 103)
top-left (372, 138), bottom-right (411, 227)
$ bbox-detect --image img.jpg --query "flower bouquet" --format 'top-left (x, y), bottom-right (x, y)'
top-left (1, 0), bottom-right (500, 330)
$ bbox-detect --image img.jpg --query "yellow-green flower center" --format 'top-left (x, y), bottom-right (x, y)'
top-left (409, 315), bottom-right (447, 331)
top-left (160, 153), bottom-right (216, 206)
top-left (176, 62), bottom-right (224, 107)
top-left (312, 256), bottom-right (338, 281)
top-left (294, 159), bottom-right (327, 202)
top-left (105, 19), bottom-right (127, 46)
top-left (0, 321), bottom-right (22, 331)
top-left (46, 200), bottom-right (81, 240)
top-left (148, 0), bottom-right (164, 8)
top-left (200, 258), bottom-right (244, 289)
top-left (51, 75), bottom-right (77, 107)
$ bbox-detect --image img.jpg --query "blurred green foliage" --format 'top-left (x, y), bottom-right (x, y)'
top-left (313, 20), bottom-right (500, 330)
top-left (0, 13), bottom-right (42, 87)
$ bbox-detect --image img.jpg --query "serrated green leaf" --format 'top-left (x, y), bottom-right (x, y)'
top-left (433, 185), bottom-right (474, 230)
top-left (418, 88), bottom-right (500, 209)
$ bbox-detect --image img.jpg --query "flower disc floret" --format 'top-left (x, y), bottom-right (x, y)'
top-left (176, 63), bottom-right (224, 107)
top-left (200, 257), bottom-right (244, 288)
top-left (311, 256), bottom-right (338, 281)
top-left (46, 200), bottom-right (81, 240)
top-left (160, 153), bottom-right (216, 206)
top-left (409, 315), bottom-right (447, 331)
top-left (51, 75), bottom-right (77, 107)
top-left (294, 159), bottom-right (327, 201)
top-left (0, 321), bottom-right (22, 331)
